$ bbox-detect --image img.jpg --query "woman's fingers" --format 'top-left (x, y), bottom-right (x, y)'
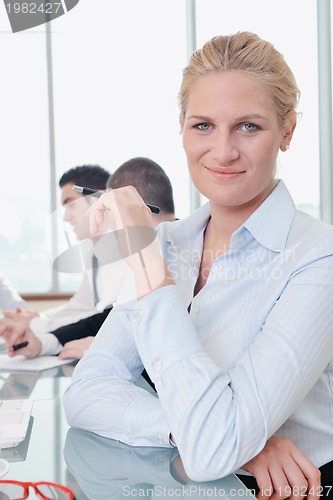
top-left (290, 446), bottom-right (321, 500)
top-left (88, 187), bottom-right (152, 237)
top-left (242, 437), bottom-right (321, 499)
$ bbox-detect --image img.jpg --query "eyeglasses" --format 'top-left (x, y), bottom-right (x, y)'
top-left (0, 480), bottom-right (74, 499)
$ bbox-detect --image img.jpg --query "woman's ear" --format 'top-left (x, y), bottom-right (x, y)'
top-left (280, 121), bottom-right (297, 152)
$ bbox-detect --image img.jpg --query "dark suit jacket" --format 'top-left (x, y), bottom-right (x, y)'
top-left (50, 308), bottom-right (112, 345)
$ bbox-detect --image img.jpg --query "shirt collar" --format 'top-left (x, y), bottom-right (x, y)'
top-left (166, 203), bottom-right (211, 247)
top-left (243, 180), bottom-right (296, 252)
top-left (166, 179), bottom-right (295, 253)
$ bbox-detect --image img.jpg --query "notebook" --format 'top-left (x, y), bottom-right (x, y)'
top-left (1, 415), bottom-right (34, 461)
top-left (0, 399), bottom-right (33, 448)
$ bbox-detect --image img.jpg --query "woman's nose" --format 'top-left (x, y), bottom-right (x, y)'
top-left (211, 130), bottom-right (239, 164)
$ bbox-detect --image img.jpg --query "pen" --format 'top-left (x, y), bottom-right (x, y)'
top-left (0, 341), bottom-right (29, 353)
top-left (11, 341), bottom-right (29, 351)
top-left (72, 185), bottom-right (160, 214)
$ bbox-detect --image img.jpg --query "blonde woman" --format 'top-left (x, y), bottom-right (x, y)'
top-left (64, 32), bottom-right (333, 497)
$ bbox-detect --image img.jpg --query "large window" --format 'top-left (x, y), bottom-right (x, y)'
top-left (0, 20), bottom-right (51, 293)
top-left (0, 0), bottom-right (329, 295)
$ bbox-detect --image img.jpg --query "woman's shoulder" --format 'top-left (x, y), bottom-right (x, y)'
top-left (292, 209), bottom-right (333, 252)
top-left (294, 209), bottom-right (333, 234)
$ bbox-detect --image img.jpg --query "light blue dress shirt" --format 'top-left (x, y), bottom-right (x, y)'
top-left (64, 180), bottom-right (333, 481)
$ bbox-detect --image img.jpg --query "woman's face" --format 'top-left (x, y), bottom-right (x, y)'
top-left (181, 70), bottom-right (293, 214)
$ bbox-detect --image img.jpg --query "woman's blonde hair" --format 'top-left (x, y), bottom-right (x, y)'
top-left (179, 31), bottom-right (300, 132)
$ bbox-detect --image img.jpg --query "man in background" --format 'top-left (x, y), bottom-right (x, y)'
top-left (0, 157), bottom-right (175, 361)
top-left (0, 164), bottom-right (115, 341)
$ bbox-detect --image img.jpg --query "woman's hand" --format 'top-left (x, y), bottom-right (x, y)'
top-left (88, 186), bottom-right (153, 240)
top-left (242, 436), bottom-right (321, 499)
top-left (88, 187), bottom-right (173, 298)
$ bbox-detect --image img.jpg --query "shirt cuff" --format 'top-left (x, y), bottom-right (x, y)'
top-left (124, 285), bottom-right (203, 382)
top-left (37, 333), bottom-right (62, 356)
top-left (122, 392), bottom-right (172, 448)
top-left (30, 315), bottom-right (49, 335)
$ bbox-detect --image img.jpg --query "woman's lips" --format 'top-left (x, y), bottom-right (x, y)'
top-left (205, 166), bottom-right (245, 177)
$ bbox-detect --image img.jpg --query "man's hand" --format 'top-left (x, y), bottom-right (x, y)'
top-left (0, 307), bottom-right (38, 345)
top-left (6, 328), bottom-right (42, 359)
top-left (0, 318), bottom-right (30, 346)
top-left (59, 337), bottom-right (94, 360)
top-left (3, 307), bottom-right (38, 322)
top-left (242, 436), bottom-right (321, 500)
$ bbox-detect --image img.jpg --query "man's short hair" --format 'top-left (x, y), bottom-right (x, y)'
top-left (107, 157), bottom-right (174, 214)
top-left (59, 165), bottom-right (110, 191)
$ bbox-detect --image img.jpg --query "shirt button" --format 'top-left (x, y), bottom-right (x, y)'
top-left (215, 264), bottom-right (222, 271)
top-left (127, 431), bottom-right (133, 440)
top-left (153, 360), bottom-right (163, 372)
top-left (133, 314), bottom-right (141, 325)
top-left (236, 235), bottom-right (243, 243)
top-left (191, 306), bottom-right (199, 313)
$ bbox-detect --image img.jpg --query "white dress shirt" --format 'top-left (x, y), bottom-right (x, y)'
top-left (64, 180), bottom-right (333, 481)
top-left (30, 239), bottom-right (128, 335)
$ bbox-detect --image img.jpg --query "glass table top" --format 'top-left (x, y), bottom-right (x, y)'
top-left (0, 363), bottom-right (76, 401)
top-left (1, 398), bottom-right (252, 500)
top-left (0, 368), bottom-right (253, 499)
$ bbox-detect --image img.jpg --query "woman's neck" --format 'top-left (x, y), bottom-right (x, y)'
top-left (206, 204), bottom-right (249, 250)
top-left (206, 178), bottom-right (278, 245)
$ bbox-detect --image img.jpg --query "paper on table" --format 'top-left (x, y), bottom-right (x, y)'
top-left (0, 354), bottom-right (75, 372)
top-left (0, 399), bottom-right (33, 448)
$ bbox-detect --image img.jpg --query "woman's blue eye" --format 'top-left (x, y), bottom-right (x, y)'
top-left (196, 123), bottom-right (211, 131)
top-left (241, 123), bottom-right (258, 132)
